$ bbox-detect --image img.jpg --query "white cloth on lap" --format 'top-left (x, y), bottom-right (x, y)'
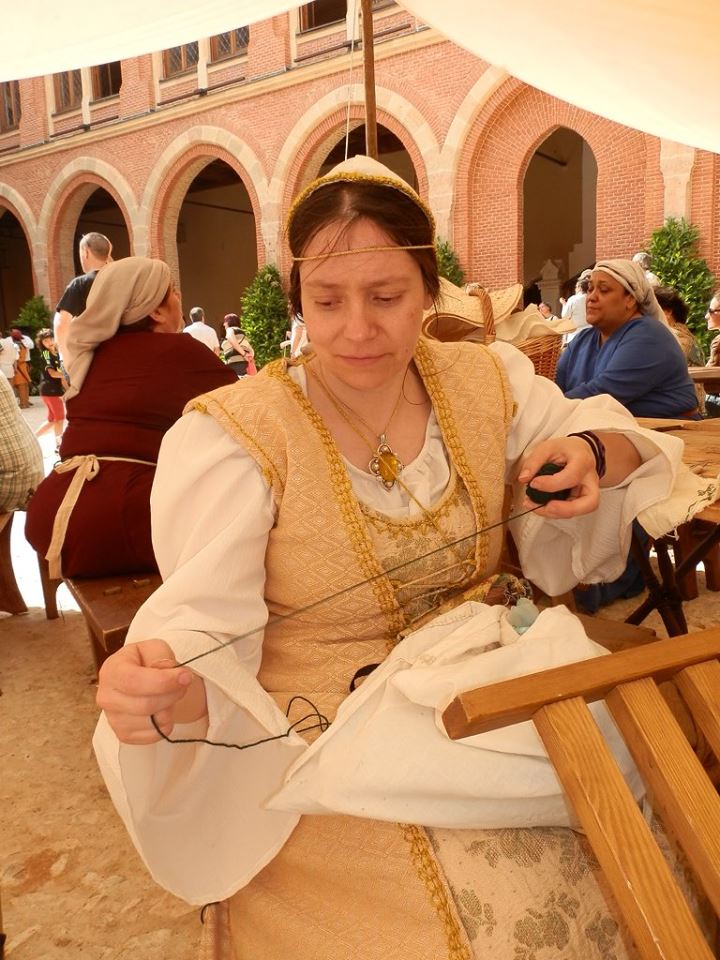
top-left (267, 602), bottom-right (643, 827)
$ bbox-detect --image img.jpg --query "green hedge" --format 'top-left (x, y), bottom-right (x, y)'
top-left (239, 265), bottom-right (290, 369)
top-left (648, 218), bottom-right (716, 353)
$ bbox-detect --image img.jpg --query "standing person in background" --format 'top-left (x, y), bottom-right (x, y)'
top-left (559, 271), bottom-right (591, 343)
top-left (34, 328), bottom-right (66, 453)
top-left (183, 306), bottom-right (220, 356)
top-left (54, 232), bottom-right (112, 360)
top-left (221, 314), bottom-right (255, 377)
top-left (0, 329), bottom-right (19, 382)
top-left (10, 327), bottom-right (33, 408)
top-left (632, 251), bottom-right (660, 287)
top-left (290, 311), bottom-right (309, 357)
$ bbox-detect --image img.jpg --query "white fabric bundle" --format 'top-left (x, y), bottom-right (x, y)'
top-left (268, 602), bottom-right (644, 828)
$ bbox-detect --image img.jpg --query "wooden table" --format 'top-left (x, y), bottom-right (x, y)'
top-left (627, 418), bottom-right (720, 634)
top-left (688, 366), bottom-right (720, 391)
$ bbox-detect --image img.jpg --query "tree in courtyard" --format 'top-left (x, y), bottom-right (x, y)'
top-left (239, 265), bottom-right (290, 369)
top-left (648, 218), bottom-right (716, 352)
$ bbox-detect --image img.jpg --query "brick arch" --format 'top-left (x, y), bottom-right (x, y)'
top-left (454, 79), bottom-right (654, 287)
top-left (0, 187), bottom-right (41, 296)
top-left (270, 88), bottom-right (435, 275)
top-left (145, 133), bottom-right (266, 288)
top-left (41, 162), bottom-right (137, 303)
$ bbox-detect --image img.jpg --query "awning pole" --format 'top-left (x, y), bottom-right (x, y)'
top-left (360, 0), bottom-right (378, 159)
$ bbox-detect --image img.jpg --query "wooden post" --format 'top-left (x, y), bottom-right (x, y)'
top-left (360, 0), bottom-right (378, 159)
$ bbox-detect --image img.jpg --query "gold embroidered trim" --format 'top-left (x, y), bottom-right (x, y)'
top-left (484, 346), bottom-right (515, 431)
top-left (399, 824), bottom-right (471, 960)
top-left (266, 362), bottom-right (406, 643)
top-left (414, 339), bottom-right (490, 579)
top-left (186, 386), bottom-right (284, 496)
top-left (358, 465), bottom-right (462, 536)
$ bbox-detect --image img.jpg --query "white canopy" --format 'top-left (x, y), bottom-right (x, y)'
top-left (4, 1), bottom-right (720, 153)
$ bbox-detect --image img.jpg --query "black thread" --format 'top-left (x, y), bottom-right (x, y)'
top-left (176, 504), bottom-right (542, 670)
top-left (151, 504), bottom-right (543, 754)
top-left (151, 695), bottom-right (330, 751)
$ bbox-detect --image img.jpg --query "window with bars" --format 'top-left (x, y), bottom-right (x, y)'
top-left (210, 27), bottom-right (250, 61)
top-left (163, 42), bottom-right (200, 78)
top-left (0, 81), bottom-right (21, 133)
top-left (91, 62), bottom-right (122, 100)
top-left (298, 0), bottom-right (347, 32)
top-left (54, 70), bottom-right (82, 112)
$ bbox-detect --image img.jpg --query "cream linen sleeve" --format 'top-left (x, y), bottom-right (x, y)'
top-left (93, 411), bottom-right (307, 906)
top-left (490, 340), bottom-right (684, 595)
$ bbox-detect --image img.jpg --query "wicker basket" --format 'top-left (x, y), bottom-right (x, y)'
top-left (464, 284), bottom-right (495, 342)
top-left (422, 312), bottom-right (486, 343)
top-left (515, 334), bottom-right (563, 380)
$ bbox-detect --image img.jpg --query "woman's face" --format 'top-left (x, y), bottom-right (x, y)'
top-left (300, 217), bottom-right (433, 391)
top-left (41, 336), bottom-right (56, 352)
top-left (586, 271), bottom-right (640, 336)
top-left (151, 285), bottom-right (183, 334)
top-left (706, 296), bottom-right (720, 331)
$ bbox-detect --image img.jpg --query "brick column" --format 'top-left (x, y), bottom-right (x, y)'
top-left (18, 77), bottom-right (49, 147)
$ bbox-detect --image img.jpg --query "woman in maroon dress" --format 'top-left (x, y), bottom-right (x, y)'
top-left (26, 257), bottom-right (236, 578)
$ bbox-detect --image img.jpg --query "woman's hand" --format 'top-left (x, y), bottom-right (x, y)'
top-left (517, 436), bottom-right (599, 519)
top-left (96, 638), bottom-right (208, 745)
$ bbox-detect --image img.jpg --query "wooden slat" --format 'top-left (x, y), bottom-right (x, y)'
top-left (442, 629), bottom-right (720, 741)
top-left (534, 697), bottom-right (714, 960)
top-left (606, 678), bottom-right (720, 915)
top-left (676, 659), bottom-right (720, 760)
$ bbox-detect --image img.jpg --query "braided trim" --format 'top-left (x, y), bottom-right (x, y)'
top-left (399, 824), bottom-right (471, 960)
top-left (483, 345), bottom-right (515, 430)
top-left (266, 362), bottom-right (405, 641)
top-left (414, 339), bottom-right (490, 579)
top-left (186, 393), bottom-right (282, 495)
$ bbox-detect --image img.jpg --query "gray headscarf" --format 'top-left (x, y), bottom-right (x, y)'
top-left (592, 258), bottom-right (667, 326)
top-left (64, 257), bottom-right (172, 399)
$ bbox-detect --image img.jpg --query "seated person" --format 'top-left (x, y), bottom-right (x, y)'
top-left (556, 259), bottom-right (699, 420)
top-left (94, 158), bottom-right (696, 960)
top-left (655, 285), bottom-right (705, 415)
top-left (704, 289), bottom-right (720, 416)
top-left (0, 374), bottom-right (43, 513)
top-left (25, 257), bottom-right (236, 579)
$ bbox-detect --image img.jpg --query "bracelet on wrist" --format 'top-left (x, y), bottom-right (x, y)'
top-left (567, 430), bottom-right (607, 479)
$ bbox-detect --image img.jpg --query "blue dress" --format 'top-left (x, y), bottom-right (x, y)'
top-left (556, 314), bottom-right (698, 418)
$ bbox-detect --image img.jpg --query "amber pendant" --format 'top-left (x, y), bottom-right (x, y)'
top-left (369, 436), bottom-right (403, 490)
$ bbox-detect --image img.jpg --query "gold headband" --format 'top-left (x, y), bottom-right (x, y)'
top-left (292, 243), bottom-right (435, 263)
top-left (286, 170), bottom-right (436, 238)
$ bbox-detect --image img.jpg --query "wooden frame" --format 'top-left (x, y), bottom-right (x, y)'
top-left (443, 629), bottom-right (720, 960)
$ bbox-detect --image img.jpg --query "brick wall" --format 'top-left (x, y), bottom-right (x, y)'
top-left (0, 12), bottom-right (717, 308)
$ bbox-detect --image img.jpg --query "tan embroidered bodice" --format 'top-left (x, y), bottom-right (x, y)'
top-left (186, 339), bottom-right (513, 721)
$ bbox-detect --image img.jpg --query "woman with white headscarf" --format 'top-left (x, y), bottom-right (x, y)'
top-left (556, 258), bottom-right (699, 419)
top-left (25, 257), bottom-right (235, 579)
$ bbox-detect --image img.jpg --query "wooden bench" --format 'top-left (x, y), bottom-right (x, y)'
top-left (37, 555), bottom-right (160, 671)
top-left (443, 627), bottom-right (720, 960)
top-left (0, 512), bottom-right (27, 615)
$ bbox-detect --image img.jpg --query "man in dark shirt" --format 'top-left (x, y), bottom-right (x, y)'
top-left (54, 232), bottom-right (112, 359)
